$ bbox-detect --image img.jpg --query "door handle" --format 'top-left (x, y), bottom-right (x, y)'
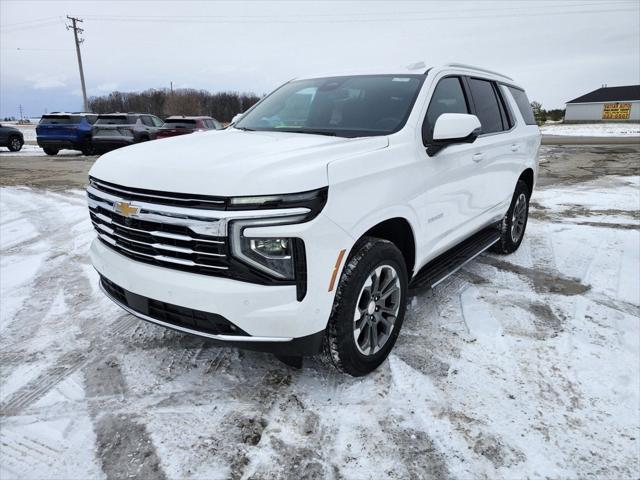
top-left (472, 153), bottom-right (484, 163)
top-left (511, 144), bottom-right (519, 152)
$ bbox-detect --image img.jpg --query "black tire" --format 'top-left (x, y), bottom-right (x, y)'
top-left (81, 145), bottom-right (94, 156)
top-left (7, 135), bottom-right (23, 152)
top-left (491, 180), bottom-right (530, 254)
top-left (323, 237), bottom-right (408, 376)
top-left (43, 147), bottom-right (59, 156)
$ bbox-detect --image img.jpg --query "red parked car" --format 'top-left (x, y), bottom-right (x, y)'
top-left (156, 116), bottom-right (222, 139)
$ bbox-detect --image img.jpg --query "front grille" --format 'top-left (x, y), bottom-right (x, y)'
top-left (88, 191), bottom-right (231, 276)
top-left (89, 177), bottom-right (227, 210)
top-left (101, 276), bottom-right (247, 336)
top-left (88, 178), bottom-right (300, 287)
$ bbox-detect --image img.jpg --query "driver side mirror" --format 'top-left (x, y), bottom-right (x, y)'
top-left (427, 113), bottom-right (481, 156)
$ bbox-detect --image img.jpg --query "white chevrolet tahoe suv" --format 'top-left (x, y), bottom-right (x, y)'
top-left (87, 63), bottom-right (540, 376)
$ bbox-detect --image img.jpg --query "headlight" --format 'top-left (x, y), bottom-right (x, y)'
top-left (228, 188), bottom-right (328, 216)
top-left (230, 214), bottom-right (307, 281)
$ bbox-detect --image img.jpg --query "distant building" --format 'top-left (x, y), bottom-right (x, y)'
top-left (564, 85), bottom-right (640, 123)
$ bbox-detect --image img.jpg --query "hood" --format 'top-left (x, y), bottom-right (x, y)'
top-left (89, 129), bottom-right (388, 196)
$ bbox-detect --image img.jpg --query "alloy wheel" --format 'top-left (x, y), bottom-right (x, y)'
top-left (353, 264), bottom-right (402, 356)
top-left (510, 193), bottom-right (527, 243)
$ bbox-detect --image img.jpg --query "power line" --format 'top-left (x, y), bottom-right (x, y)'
top-left (79, 0), bottom-right (635, 19)
top-left (66, 16), bottom-right (88, 112)
top-left (75, 6), bottom-right (638, 24)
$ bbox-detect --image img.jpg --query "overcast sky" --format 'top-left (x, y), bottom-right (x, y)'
top-left (1, 0), bottom-right (638, 118)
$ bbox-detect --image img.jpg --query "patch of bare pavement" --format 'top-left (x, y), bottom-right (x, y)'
top-left (1, 144), bottom-right (638, 479)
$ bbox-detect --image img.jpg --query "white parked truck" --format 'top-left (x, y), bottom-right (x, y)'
top-left (87, 63), bottom-right (540, 376)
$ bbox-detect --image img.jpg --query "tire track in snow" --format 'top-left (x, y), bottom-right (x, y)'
top-left (0, 351), bottom-right (87, 416)
top-left (84, 356), bottom-right (168, 480)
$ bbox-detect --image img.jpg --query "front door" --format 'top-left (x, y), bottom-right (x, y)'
top-left (415, 75), bottom-right (487, 258)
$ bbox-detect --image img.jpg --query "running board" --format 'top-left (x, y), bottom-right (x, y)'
top-left (409, 225), bottom-right (500, 291)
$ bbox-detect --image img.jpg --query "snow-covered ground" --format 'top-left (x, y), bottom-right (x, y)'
top-left (0, 145), bottom-right (83, 157)
top-left (540, 122), bottom-right (640, 137)
top-left (1, 177), bottom-right (639, 479)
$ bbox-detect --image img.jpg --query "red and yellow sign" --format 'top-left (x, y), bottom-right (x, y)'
top-left (602, 103), bottom-right (631, 120)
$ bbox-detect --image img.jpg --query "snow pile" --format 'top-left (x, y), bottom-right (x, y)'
top-left (540, 123), bottom-right (640, 137)
top-left (1, 178), bottom-right (639, 479)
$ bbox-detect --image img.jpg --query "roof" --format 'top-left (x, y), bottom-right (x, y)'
top-left (165, 116), bottom-right (212, 120)
top-left (296, 63), bottom-right (520, 87)
top-left (567, 85), bottom-right (640, 104)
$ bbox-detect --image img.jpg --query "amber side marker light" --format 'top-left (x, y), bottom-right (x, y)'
top-left (328, 249), bottom-right (346, 292)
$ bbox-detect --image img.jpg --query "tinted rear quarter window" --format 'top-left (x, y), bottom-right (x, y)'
top-left (468, 78), bottom-right (503, 134)
top-left (508, 87), bottom-right (536, 125)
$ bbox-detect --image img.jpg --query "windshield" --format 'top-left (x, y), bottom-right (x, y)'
top-left (235, 74), bottom-right (425, 137)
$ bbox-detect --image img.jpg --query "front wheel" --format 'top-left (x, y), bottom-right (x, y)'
top-left (491, 179), bottom-right (530, 254)
top-left (323, 238), bottom-right (408, 376)
top-left (8, 136), bottom-right (23, 152)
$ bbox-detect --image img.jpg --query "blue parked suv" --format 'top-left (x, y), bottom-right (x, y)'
top-left (36, 113), bottom-right (98, 155)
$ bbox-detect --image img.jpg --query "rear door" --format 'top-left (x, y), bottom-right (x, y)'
top-left (465, 77), bottom-right (517, 218)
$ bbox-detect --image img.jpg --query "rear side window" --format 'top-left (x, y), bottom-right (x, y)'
top-left (508, 87), bottom-right (536, 125)
top-left (468, 78), bottom-right (503, 134)
top-left (423, 76), bottom-right (469, 143)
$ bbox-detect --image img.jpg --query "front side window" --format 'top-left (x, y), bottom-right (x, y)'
top-left (423, 76), bottom-right (469, 143)
top-left (141, 116), bottom-right (154, 127)
top-left (235, 74), bottom-right (425, 137)
top-left (152, 116), bottom-right (164, 127)
top-left (468, 78), bottom-right (503, 134)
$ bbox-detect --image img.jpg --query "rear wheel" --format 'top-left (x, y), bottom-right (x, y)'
top-left (491, 180), bottom-right (530, 254)
top-left (81, 144), bottom-right (94, 156)
top-left (43, 147), bottom-right (59, 156)
top-left (8, 136), bottom-right (23, 152)
top-left (323, 238), bottom-right (408, 376)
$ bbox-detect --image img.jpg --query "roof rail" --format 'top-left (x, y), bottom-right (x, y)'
top-left (443, 63), bottom-right (513, 81)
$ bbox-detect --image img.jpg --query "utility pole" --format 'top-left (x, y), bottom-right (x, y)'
top-left (19, 104), bottom-right (23, 121)
top-left (66, 15), bottom-right (88, 112)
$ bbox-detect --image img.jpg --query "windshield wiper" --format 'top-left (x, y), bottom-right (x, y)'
top-left (234, 126), bottom-right (255, 131)
top-left (276, 129), bottom-right (336, 137)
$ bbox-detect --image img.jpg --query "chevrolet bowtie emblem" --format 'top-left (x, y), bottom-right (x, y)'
top-left (114, 201), bottom-right (140, 218)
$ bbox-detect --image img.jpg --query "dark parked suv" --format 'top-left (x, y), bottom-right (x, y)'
top-left (92, 113), bottom-right (164, 153)
top-left (156, 116), bottom-right (222, 139)
top-left (36, 113), bottom-right (97, 155)
top-left (0, 123), bottom-right (24, 152)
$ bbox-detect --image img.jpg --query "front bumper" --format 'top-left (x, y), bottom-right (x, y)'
top-left (90, 210), bottom-right (353, 351)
